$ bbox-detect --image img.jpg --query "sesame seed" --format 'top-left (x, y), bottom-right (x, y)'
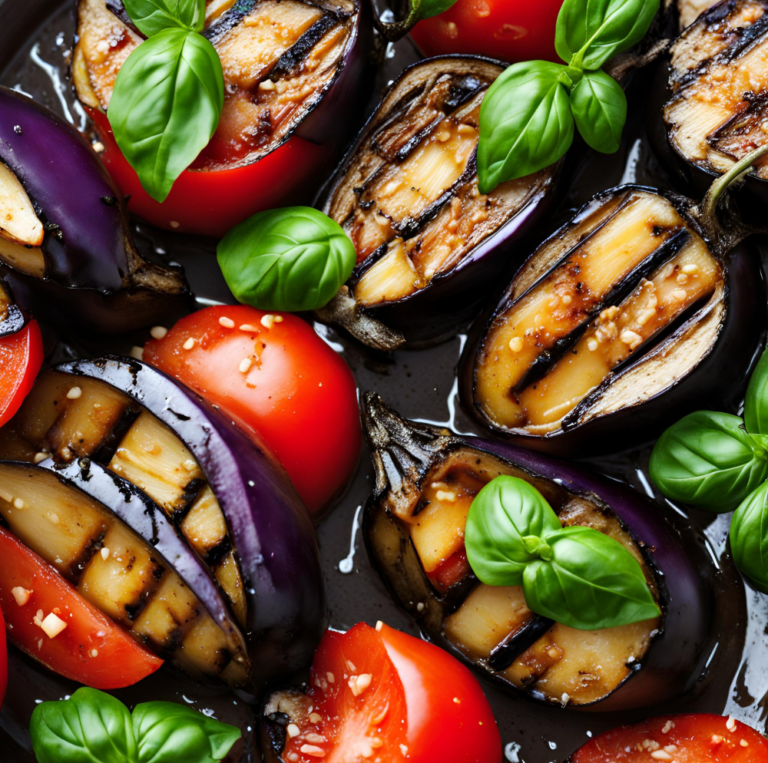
top-left (13, 498), bottom-right (24, 509)
top-left (304, 733), bottom-right (326, 744)
top-left (48, 512), bottom-right (59, 525)
top-left (41, 612), bottom-right (68, 639)
top-left (259, 79), bottom-right (276, 90)
top-left (562, 295), bottom-right (572, 305)
top-left (416, 602), bottom-right (425, 612)
top-left (286, 724), bottom-right (301, 738)
top-left (11, 587), bottom-right (31, 606)
top-left (219, 316), bottom-right (235, 329)
top-left (183, 338), bottom-right (196, 350)
top-left (457, 123), bottom-right (474, 135)
top-left (239, 358), bottom-right (253, 374)
top-left (92, 141), bottom-right (105, 153)
top-left (130, 346), bottom-right (144, 360)
top-left (239, 324), bottom-right (259, 332)
top-left (509, 336), bottom-right (524, 352)
top-left (375, 621), bottom-right (383, 632)
top-left (650, 751), bottom-right (672, 761)
top-left (261, 314), bottom-right (276, 329)
top-left (299, 746), bottom-right (325, 758)
top-left (90, 649), bottom-right (99, 658)
top-left (37, 639), bottom-right (43, 651)
top-left (671, 288), bottom-right (687, 301)
top-left (741, 740), bottom-right (749, 747)
top-left (33, 452), bottom-right (48, 464)
top-left (67, 387), bottom-right (82, 400)
top-left (676, 273), bottom-right (689, 284)
top-left (33, 610), bottom-right (44, 627)
top-left (436, 130), bottom-right (451, 142)
top-left (101, 547), bottom-right (110, 561)
top-left (150, 326), bottom-right (168, 340)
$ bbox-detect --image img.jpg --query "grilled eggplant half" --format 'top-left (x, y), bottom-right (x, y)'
top-left (0, 87), bottom-right (190, 333)
top-left (316, 55), bottom-right (557, 350)
top-left (0, 458), bottom-right (249, 686)
top-left (361, 394), bottom-right (713, 710)
top-left (460, 184), bottom-right (765, 455)
top-left (0, 356), bottom-right (325, 692)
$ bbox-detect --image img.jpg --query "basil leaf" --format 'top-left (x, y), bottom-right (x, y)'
top-left (123, 0), bottom-right (205, 36)
top-left (555, 0), bottom-right (660, 71)
top-left (522, 526), bottom-right (660, 630)
top-left (217, 206), bottom-right (357, 312)
top-left (418, 0), bottom-right (459, 19)
top-left (745, 348), bottom-right (768, 436)
top-left (569, 69), bottom-right (626, 153)
top-left (731, 481), bottom-right (768, 593)
top-left (133, 703), bottom-right (240, 763)
top-left (477, 61), bottom-right (574, 194)
top-left (649, 411), bottom-right (768, 512)
top-left (465, 476), bottom-right (562, 586)
top-left (30, 688), bottom-right (136, 763)
top-left (109, 29), bottom-right (224, 203)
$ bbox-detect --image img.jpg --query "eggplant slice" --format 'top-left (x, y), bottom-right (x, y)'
top-left (317, 56), bottom-right (556, 350)
top-left (0, 459), bottom-right (250, 686)
top-left (361, 395), bottom-right (665, 709)
top-left (0, 278), bottom-right (28, 339)
top-left (461, 184), bottom-right (765, 454)
top-left (73, 0), bottom-right (359, 171)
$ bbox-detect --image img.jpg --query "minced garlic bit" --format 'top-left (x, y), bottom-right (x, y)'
top-left (33, 452), bottom-right (48, 464)
top-left (47, 512), bottom-right (60, 525)
top-left (661, 721), bottom-right (675, 734)
top-left (259, 79), bottom-right (276, 91)
top-left (219, 316), bottom-right (236, 329)
top-left (182, 459), bottom-right (197, 473)
top-left (90, 649), bottom-right (99, 658)
top-left (508, 336), bottom-right (524, 352)
top-left (309, 713), bottom-right (322, 724)
top-left (561, 294), bottom-right (572, 305)
top-left (41, 612), bottom-right (68, 639)
top-left (239, 358), bottom-right (253, 374)
top-left (375, 621), bottom-right (383, 632)
top-left (11, 587), bottom-right (31, 606)
top-left (130, 346), bottom-right (144, 360)
top-left (67, 386), bottom-right (82, 400)
top-left (436, 490), bottom-right (457, 502)
top-left (587, 338), bottom-right (599, 352)
top-left (304, 733), bottom-right (327, 744)
top-left (261, 314), bottom-right (277, 329)
top-left (286, 723), bottom-right (301, 738)
top-left (183, 337), bottom-right (196, 350)
top-left (100, 547), bottom-right (110, 561)
top-left (741, 740), bottom-right (750, 747)
top-left (726, 716), bottom-right (737, 732)
top-left (400, 745), bottom-right (409, 756)
top-left (150, 326), bottom-right (168, 340)
top-left (650, 751), bottom-right (673, 761)
top-left (239, 324), bottom-right (259, 333)
top-left (299, 746), bottom-right (325, 758)
top-left (620, 330), bottom-right (643, 351)
top-left (13, 497), bottom-right (24, 509)
top-left (326, 672), bottom-right (335, 684)
top-left (170, 221), bottom-right (181, 229)
top-left (348, 673), bottom-right (373, 697)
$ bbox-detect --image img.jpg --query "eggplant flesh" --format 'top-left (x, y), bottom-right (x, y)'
top-left (664, 0), bottom-right (768, 179)
top-left (0, 460), bottom-right (249, 686)
top-left (74, 0), bottom-right (357, 171)
top-left (471, 187), bottom-right (723, 436)
top-left (0, 369), bottom-right (248, 628)
top-left (320, 57), bottom-right (554, 342)
top-left (362, 396), bottom-right (661, 708)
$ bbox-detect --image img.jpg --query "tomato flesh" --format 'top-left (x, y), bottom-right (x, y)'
top-left (280, 622), bottom-right (501, 763)
top-left (0, 526), bottom-right (163, 689)
top-left (0, 320), bottom-right (43, 430)
top-left (144, 306), bottom-right (361, 515)
top-left (410, 0), bottom-right (564, 64)
top-left (0, 603), bottom-right (7, 709)
top-left (571, 714), bottom-right (768, 762)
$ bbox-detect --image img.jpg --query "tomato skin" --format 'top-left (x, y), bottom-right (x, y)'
top-left (89, 109), bottom-right (331, 238)
top-left (144, 306), bottom-right (361, 514)
top-left (571, 714), bottom-right (768, 762)
top-left (0, 604), bottom-right (7, 709)
top-left (0, 527), bottom-right (163, 689)
top-left (0, 320), bottom-right (43, 430)
top-left (410, 0), bottom-right (564, 64)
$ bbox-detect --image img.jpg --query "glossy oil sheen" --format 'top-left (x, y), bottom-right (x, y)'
top-left (1, 3), bottom-right (767, 762)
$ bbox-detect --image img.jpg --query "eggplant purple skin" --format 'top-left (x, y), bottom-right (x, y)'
top-left (459, 187), bottom-right (767, 457)
top-left (316, 54), bottom-right (559, 348)
top-left (56, 356), bottom-right (327, 695)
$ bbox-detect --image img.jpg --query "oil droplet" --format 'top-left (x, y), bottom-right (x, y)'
top-left (339, 505), bottom-right (363, 574)
top-left (495, 24), bottom-right (528, 41)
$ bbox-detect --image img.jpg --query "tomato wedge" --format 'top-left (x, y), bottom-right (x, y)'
top-left (0, 526), bottom-right (162, 689)
top-left (0, 320), bottom-right (43, 429)
top-left (275, 622), bottom-right (501, 763)
top-left (144, 306), bottom-right (361, 515)
top-left (0, 603), bottom-right (7, 710)
top-left (571, 714), bottom-right (768, 762)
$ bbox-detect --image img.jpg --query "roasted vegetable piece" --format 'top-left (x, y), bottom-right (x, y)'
top-left (316, 55), bottom-right (557, 350)
top-left (0, 459), bottom-right (251, 687)
top-left (461, 184), bottom-right (765, 455)
top-left (72, 0), bottom-right (368, 236)
top-left (570, 713), bottom-right (768, 762)
top-left (0, 356), bottom-right (325, 691)
top-left (0, 87), bottom-right (190, 332)
top-left (362, 395), bottom-right (713, 710)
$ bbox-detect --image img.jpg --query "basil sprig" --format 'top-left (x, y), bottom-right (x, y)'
top-left (108, 1), bottom-right (223, 203)
top-left (30, 688), bottom-right (240, 763)
top-left (372, 0), bottom-right (460, 42)
top-left (217, 207), bottom-right (357, 312)
top-left (476, 0), bottom-right (657, 193)
top-left (465, 476), bottom-right (660, 631)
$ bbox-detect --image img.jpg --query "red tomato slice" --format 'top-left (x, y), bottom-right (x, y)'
top-left (410, 0), bottom-right (564, 64)
top-left (571, 714), bottom-right (768, 762)
top-left (0, 603), bottom-right (7, 710)
top-left (0, 526), bottom-right (163, 689)
top-left (281, 622), bottom-right (501, 763)
top-left (144, 306), bottom-right (361, 515)
top-left (0, 320), bottom-right (43, 430)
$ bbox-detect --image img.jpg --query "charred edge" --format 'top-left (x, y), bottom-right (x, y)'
top-left (203, 0), bottom-right (259, 43)
top-left (268, 15), bottom-right (339, 81)
top-left (123, 558), bottom-right (165, 623)
top-left (435, 568), bottom-right (478, 613)
top-left (263, 712), bottom-right (290, 758)
top-left (0, 303), bottom-right (27, 338)
top-left (487, 616), bottom-right (556, 672)
top-left (90, 404), bottom-right (142, 465)
top-left (511, 228), bottom-right (692, 394)
top-left (68, 528), bottom-right (107, 584)
top-left (206, 536), bottom-right (233, 566)
top-left (707, 90), bottom-right (768, 157)
top-left (171, 477), bottom-right (208, 524)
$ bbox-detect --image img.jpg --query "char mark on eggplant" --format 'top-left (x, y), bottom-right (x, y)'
top-left (361, 395), bottom-right (663, 708)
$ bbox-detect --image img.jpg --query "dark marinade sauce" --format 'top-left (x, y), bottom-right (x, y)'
top-left (1, 3), bottom-right (767, 762)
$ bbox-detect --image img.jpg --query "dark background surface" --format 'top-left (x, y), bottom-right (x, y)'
top-left (2, 2), bottom-right (768, 761)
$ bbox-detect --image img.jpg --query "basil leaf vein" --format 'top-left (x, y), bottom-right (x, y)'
top-left (569, 69), bottom-right (626, 153)
top-left (108, 28), bottom-right (224, 203)
top-left (731, 481), bottom-right (768, 593)
top-left (123, 0), bottom-right (206, 36)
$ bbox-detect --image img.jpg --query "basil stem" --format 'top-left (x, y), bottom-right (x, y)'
top-left (372, 0), bottom-right (459, 42)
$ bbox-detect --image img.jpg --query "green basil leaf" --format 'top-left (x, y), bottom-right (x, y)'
top-left (569, 69), bottom-right (626, 153)
top-left (649, 411), bottom-right (768, 512)
top-left (465, 476), bottom-right (562, 586)
top-left (30, 688), bottom-right (137, 763)
top-left (730, 481), bottom-right (768, 593)
top-left (217, 206), bottom-right (356, 312)
top-left (123, 0), bottom-right (205, 36)
top-left (555, 0), bottom-right (660, 71)
top-left (477, 61), bottom-right (574, 194)
top-left (522, 526), bottom-right (661, 630)
top-left (133, 703), bottom-right (240, 763)
top-left (417, 0), bottom-right (459, 20)
top-left (744, 348), bottom-right (768, 436)
top-left (108, 29), bottom-right (223, 203)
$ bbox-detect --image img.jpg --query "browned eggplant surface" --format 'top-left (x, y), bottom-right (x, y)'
top-left (463, 185), bottom-right (765, 453)
top-left (318, 56), bottom-right (556, 349)
top-left (74, 0), bottom-right (359, 170)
